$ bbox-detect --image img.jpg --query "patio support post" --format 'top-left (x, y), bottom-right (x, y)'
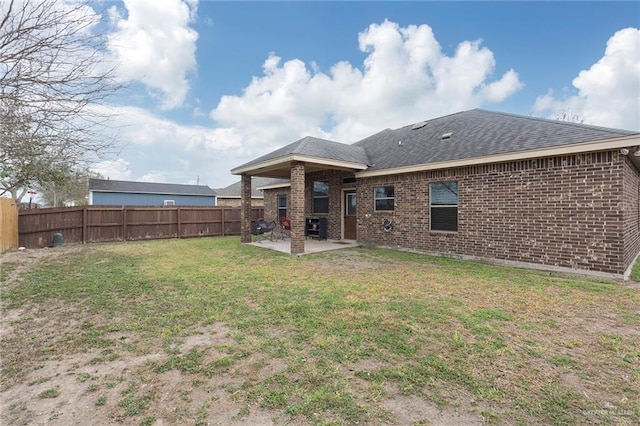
top-left (290, 161), bottom-right (305, 254)
top-left (240, 173), bottom-right (252, 243)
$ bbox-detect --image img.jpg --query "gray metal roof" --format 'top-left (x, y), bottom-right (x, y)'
top-left (234, 136), bottom-right (370, 171)
top-left (89, 179), bottom-right (216, 197)
top-left (355, 109), bottom-right (638, 172)
top-left (215, 177), bottom-right (289, 198)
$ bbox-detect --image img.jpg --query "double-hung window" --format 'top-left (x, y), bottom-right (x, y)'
top-left (430, 182), bottom-right (458, 232)
top-left (374, 186), bottom-right (394, 211)
top-left (277, 194), bottom-right (287, 218)
top-left (313, 181), bottom-right (329, 213)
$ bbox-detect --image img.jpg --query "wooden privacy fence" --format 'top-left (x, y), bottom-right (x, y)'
top-left (18, 206), bottom-right (264, 249)
top-left (1, 198), bottom-right (19, 252)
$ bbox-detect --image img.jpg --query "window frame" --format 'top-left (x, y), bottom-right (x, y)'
top-left (312, 181), bottom-right (329, 214)
top-left (373, 185), bottom-right (395, 212)
top-left (163, 200), bottom-right (175, 206)
top-left (429, 181), bottom-right (458, 232)
top-left (277, 194), bottom-right (287, 218)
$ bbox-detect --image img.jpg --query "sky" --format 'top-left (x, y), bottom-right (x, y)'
top-left (80, 1), bottom-right (640, 188)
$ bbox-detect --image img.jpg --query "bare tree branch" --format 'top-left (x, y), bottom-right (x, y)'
top-left (0, 0), bottom-right (122, 201)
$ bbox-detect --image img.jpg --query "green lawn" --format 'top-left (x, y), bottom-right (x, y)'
top-left (1, 237), bottom-right (638, 425)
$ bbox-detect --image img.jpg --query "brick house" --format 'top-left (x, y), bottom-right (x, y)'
top-left (214, 177), bottom-right (288, 207)
top-left (231, 109), bottom-right (640, 278)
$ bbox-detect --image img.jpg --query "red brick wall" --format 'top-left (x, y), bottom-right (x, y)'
top-left (305, 170), bottom-right (351, 240)
top-left (623, 156), bottom-right (640, 272)
top-left (264, 170), bottom-right (353, 240)
top-left (290, 162), bottom-right (306, 254)
top-left (357, 151), bottom-right (629, 274)
top-left (263, 189), bottom-right (290, 220)
top-left (217, 197), bottom-right (264, 208)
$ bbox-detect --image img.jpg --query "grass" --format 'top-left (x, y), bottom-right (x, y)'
top-left (38, 388), bottom-right (60, 399)
top-left (632, 259), bottom-right (640, 281)
top-left (2, 237), bottom-right (639, 425)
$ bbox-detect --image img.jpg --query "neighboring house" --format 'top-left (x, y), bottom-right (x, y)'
top-left (215, 177), bottom-right (289, 207)
top-left (232, 109), bottom-right (640, 278)
top-left (89, 179), bottom-right (216, 206)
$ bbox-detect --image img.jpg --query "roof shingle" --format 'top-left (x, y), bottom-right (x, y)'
top-left (234, 136), bottom-right (370, 171)
top-left (89, 179), bottom-right (216, 197)
top-left (355, 109), bottom-right (638, 172)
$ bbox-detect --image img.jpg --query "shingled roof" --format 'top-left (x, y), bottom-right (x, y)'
top-left (215, 177), bottom-right (289, 198)
top-left (355, 109), bottom-right (638, 173)
top-left (89, 179), bottom-right (216, 197)
top-left (232, 109), bottom-right (639, 178)
top-left (232, 136), bottom-right (370, 175)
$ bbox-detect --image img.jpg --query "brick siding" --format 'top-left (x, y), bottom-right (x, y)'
top-left (217, 198), bottom-right (264, 208)
top-left (304, 170), bottom-right (352, 240)
top-left (263, 189), bottom-right (290, 219)
top-left (357, 150), bottom-right (630, 275)
top-left (622, 156), bottom-right (640, 272)
top-left (290, 162), bottom-right (306, 254)
top-left (260, 151), bottom-right (638, 275)
top-left (264, 170), bottom-right (354, 240)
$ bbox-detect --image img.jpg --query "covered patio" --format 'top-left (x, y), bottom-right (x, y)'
top-left (231, 136), bottom-right (370, 255)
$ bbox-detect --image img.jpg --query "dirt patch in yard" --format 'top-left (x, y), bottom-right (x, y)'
top-left (383, 394), bottom-right (484, 426)
top-left (0, 303), bottom-right (290, 425)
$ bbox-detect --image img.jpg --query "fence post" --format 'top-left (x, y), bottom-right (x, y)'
top-left (221, 207), bottom-right (226, 236)
top-left (82, 206), bottom-right (88, 244)
top-left (122, 208), bottom-right (127, 241)
top-left (0, 198), bottom-right (18, 252)
top-left (177, 207), bottom-right (182, 238)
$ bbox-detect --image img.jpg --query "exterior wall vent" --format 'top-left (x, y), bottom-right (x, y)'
top-left (441, 132), bottom-right (453, 140)
top-left (412, 121), bottom-right (426, 130)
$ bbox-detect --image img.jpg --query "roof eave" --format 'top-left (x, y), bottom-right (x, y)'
top-left (356, 134), bottom-right (640, 178)
top-left (258, 182), bottom-right (292, 191)
top-left (89, 189), bottom-right (216, 197)
top-left (217, 195), bottom-right (264, 199)
top-left (231, 154), bottom-right (369, 176)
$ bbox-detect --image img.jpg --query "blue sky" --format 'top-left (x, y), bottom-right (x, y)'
top-left (86, 1), bottom-right (639, 188)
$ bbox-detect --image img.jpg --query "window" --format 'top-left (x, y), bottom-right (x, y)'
top-left (277, 194), bottom-right (287, 218)
top-left (313, 181), bottom-right (329, 213)
top-left (374, 186), bottom-right (394, 211)
top-left (430, 182), bottom-right (458, 232)
top-left (163, 200), bottom-right (175, 206)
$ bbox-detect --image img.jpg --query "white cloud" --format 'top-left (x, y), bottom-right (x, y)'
top-left (210, 20), bottom-right (524, 153)
top-left (92, 20), bottom-right (526, 188)
top-left (138, 172), bottom-right (170, 183)
top-left (533, 27), bottom-right (640, 130)
top-left (92, 159), bottom-right (132, 181)
top-left (107, 0), bottom-right (199, 110)
top-left (89, 105), bottom-right (248, 187)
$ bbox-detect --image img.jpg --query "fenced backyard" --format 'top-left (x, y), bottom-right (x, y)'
top-left (17, 206), bottom-right (264, 248)
top-left (1, 238), bottom-right (638, 425)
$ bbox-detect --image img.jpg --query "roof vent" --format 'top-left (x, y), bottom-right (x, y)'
top-left (412, 121), bottom-right (426, 130)
top-left (441, 132), bottom-right (453, 140)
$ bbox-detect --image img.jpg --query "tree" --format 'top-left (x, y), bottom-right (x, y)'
top-left (36, 168), bottom-right (102, 207)
top-left (0, 0), bottom-right (121, 201)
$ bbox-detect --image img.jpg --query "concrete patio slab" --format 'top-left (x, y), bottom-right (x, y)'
top-left (247, 238), bottom-right (360, 255)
